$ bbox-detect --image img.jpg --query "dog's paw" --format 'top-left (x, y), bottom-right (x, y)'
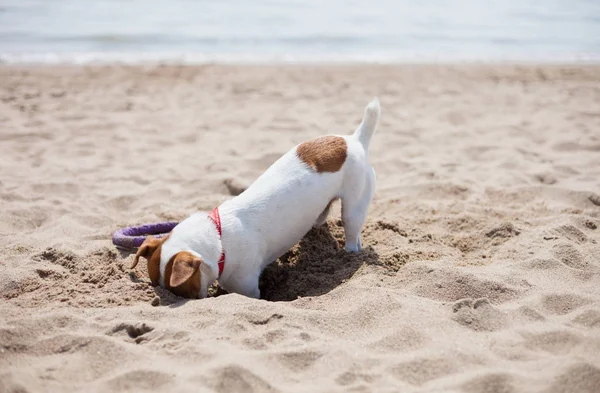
top-left (345, 244), bottom-right (361, 253)
top-left (345, 237), bottom-right (362, 253)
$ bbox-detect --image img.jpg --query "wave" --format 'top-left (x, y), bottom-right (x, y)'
top-left (1, 51), bottom-right (599, 65)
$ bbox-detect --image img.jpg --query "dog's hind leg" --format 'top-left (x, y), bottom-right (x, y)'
top-left (341, 169), bottom-right (375, 252)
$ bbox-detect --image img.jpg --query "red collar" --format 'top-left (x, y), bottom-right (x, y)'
top-left (208, 206), bottom-right (225, 277)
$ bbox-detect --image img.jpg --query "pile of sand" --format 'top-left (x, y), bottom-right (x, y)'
top-left (1, 64), bottom-right (599, 393)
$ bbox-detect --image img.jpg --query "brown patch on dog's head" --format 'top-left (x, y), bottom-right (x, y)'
top-left (296, 136), bottom-right (347, 173)
top-left (165, 251), bottom-right (202, 298)
top-left (131, 234), bottom-right (169, 286)
top-left (131, 235), bottom-right (203, 298)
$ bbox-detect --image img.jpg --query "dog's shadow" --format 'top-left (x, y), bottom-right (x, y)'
top-left (258, 220), bottom-right (380, 301)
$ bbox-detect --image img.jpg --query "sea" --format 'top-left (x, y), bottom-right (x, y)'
top-left (1, 0), bottom-right (599, 64)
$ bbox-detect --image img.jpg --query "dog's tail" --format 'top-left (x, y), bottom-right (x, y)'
top-left (353, 97), bottom-right (380, 151)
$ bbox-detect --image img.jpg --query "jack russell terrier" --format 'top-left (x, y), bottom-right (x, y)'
top-left (131, 98), bottom-right (381, 299)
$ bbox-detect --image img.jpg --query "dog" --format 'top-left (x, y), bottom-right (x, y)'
top-left (130, 98), bottom-right (380, 299)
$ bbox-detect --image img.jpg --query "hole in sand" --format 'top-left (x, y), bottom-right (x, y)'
top-left (258, 221), bottom-right (380, 301)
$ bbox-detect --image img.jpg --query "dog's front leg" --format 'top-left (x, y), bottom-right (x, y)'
top-left (227, 273), bottom-right (261, 299)
top-left (238, 278), bottom-right (261, 299)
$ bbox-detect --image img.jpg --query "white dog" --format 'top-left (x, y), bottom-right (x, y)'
top-left (131, 98), bottom-right (381, 299)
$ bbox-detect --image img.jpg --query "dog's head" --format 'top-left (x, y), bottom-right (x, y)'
top-left (130, 235), bottom-right (205, 298)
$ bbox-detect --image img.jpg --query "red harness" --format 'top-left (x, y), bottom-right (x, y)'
top-left (208, 206), bottom-right (225, 277)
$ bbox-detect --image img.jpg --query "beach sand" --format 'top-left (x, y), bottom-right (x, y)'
top-left (1, 64), bottom-right (600, 393)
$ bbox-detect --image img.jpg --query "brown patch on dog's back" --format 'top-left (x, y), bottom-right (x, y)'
top-left (297, 136), bottom-right (347, 173)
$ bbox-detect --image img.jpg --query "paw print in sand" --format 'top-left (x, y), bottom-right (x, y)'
top-left (452, 298), bottom-right (508, 332)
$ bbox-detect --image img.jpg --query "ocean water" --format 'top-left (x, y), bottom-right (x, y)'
top-left (1, 0), bottom-right (599, 63)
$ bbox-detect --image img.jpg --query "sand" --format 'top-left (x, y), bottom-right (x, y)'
top-left (1, 63), bottom-right (600, 393)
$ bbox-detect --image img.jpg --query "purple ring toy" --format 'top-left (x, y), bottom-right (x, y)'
top-left (112, 221), bottom-right (179, 249)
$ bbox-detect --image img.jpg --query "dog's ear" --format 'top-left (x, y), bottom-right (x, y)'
top-left (131, 236), bottom-right (161, 269)
top-left (169, 252), bottom-right (202, 288)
